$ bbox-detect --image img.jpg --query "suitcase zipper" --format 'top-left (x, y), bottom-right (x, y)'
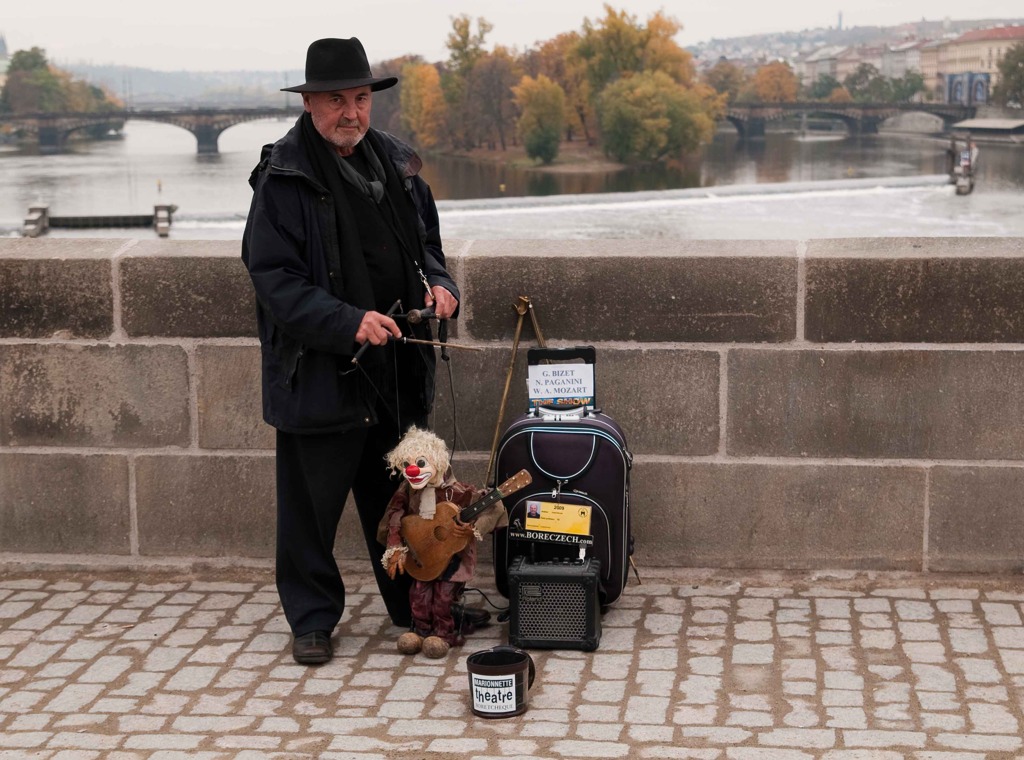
top-left (552, 479), bottom-right (566, 500)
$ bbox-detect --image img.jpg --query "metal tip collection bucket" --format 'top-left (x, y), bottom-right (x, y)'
top-left (466, 645), bottom-right (536, 718)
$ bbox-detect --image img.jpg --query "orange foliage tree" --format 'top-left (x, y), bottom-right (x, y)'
top-left (703, 59), bottom-right (747, 104)
top-left (752, 61), bottom-right (799, 102)
top-left (400, 63), bottom-right (448, 150)
top-left (526, 32), bottom-right (594, 143)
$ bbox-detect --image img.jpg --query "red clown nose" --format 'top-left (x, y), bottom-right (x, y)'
top-left (405, 464), bottom-right (420, 477)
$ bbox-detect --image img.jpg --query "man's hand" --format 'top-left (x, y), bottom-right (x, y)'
top-left (451, 520), bottom-right (474, 540)
top-left (356, 310), bottom-right (402, 346)
top-left (425, 285), bottom-right (458, 320)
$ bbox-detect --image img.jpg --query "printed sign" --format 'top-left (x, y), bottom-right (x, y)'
top-left (508, 528), bottom-right (594, 547)
top-left (471, 673), bottom-right (518, 714)
top-left (524, 500), bottom-right (592, 536)
top-left (527, 362), bottom-right (595, 408)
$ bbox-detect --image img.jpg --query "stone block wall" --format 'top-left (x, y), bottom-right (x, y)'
top-left (1, 236), bottom-right (1023, 573)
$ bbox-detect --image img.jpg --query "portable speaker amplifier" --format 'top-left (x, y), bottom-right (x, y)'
top-left (508, 556), bottom-right (601, 651)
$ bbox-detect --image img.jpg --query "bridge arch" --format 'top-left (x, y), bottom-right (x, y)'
top-left (725, 115), bottom-right (764, 138)
top-left (14, 117), bottom-right (124, 153)
top-left (722, 103), bottom-right (974, 138)
top-left (800, 109), bottom-right (863, 134)
top-left (127, 110), bottom-right (299, 153)
top-left (0, 108), bottom-right (300, 154)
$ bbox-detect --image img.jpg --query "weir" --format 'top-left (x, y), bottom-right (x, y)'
top-left (21, 205), bottom-right (177, 237)
top-left (2, 236), bottom-right (1024, 573)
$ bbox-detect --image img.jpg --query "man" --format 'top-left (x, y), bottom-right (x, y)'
top-left (242, 37), bottom-right (477, 665)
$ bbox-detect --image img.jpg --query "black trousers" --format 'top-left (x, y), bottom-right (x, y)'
top-left (275, 409), bottom-right (423, 636)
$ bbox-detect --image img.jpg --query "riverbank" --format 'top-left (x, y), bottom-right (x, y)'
top-left (443, 138), bottom-right (626, 174)
top-left (439, 118), bottom-right (945, 175)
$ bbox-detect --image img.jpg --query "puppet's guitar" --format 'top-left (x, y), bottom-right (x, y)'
top-left (400, 469), bottom-right (532, 582)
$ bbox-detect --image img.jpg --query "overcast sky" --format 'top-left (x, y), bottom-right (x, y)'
top-left (4, 1), bottom-right (1023, 72)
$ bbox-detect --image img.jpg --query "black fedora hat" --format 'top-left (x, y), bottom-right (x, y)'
top-left (282, 37), bottom-right (397, 93)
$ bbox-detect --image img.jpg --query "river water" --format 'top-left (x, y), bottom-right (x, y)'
top-left (1, 119), bottom-right (1022, 239)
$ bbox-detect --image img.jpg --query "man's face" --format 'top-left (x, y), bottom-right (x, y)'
top-left (303, 85), bottom-right (372, 156)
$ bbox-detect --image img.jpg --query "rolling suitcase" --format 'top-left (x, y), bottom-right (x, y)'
top-left (492, 346), bottom-right (633, 607)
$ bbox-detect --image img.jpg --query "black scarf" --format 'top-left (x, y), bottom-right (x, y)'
top-left (298, 113), bottom-right (426, 314)
top-left (333, 141), bottom-right (386, 204)
top-left (300, 112), bottom-right (377, 314)
top-left (297, 113), bottom-right (434, 396)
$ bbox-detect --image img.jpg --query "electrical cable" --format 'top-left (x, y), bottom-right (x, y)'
top-left (462, 585), bottom-right (509, 614)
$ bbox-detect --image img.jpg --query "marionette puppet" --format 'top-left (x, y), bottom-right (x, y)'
top-left (378, 426), bottom-right (508, 659)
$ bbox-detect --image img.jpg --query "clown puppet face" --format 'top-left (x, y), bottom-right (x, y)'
top-left (401, 455), bottom-right (442, 490)
top-left (386, 426), bottom-right (452, 493)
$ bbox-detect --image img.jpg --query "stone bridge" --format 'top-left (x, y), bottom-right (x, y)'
top-left (0, 107), bottom-right (300, 153)
top-left (725, 102), bottom-right (975, 138)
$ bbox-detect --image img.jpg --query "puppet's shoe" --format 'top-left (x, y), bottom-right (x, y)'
top-left (397, 632), bottom-right (423, 655)
top-left (292, 631), bottom-right (332, 665)
top-left (422, 636), bottom-right (450, 659)
top-left (452, 603), bottom-right (491, 632)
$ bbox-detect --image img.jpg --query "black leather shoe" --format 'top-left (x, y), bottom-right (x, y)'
top-left (292, 631), bottom-right (332, 665)
top-left (452, 603), bottom-right (491, 632)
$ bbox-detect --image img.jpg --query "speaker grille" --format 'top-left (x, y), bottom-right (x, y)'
top-left (515, 582), bottom-right (587, 640)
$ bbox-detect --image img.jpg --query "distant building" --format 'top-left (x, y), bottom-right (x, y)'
top-left (881, 39), bottom-right (925, 79)
top-left (836, 45), bottom-right (885, 82)
top-left (801, 45), bottom-right (846, 85)
top-left (939, 25), bottom-right (1024, 102)
top-left (919, 39), bottom-right (949, 100)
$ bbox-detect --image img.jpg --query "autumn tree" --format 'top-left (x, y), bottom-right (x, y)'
top-left (597, 70), bottom-right (713, 163)
top-left (371, 55), bottom-right (420, 139)
top-left (528, 32), bottom-right (594, 142)
top-left (576, 6), bottom-right (698, 95)
top-left (828, 86), bottom-right (853, 103)
top-left (843, 63), bottom-right (889, 101)
top-left (442, 14), bottom-right (493, 148)
top-left (572, 5), bottom-right (720, 162)
top-left (1, 47), bottom-right (68, 113)
top-left (752, 61), bottom-right (799, 102)
top-left (1, 47), bottom-right (122, 118)
top-left (641, 11), bottom-right (697, 85)
top-left (513, 74), bottom-right (566, 164)
top-left (400, 62), bottom-right (447, 150)
top-left (575, 6), bottom-right (648, 96)
top-left (993, 42), bottom-right (1024, 106)
top-left (468, 45), bottom-right (521, 150)
top-left (703, 59), bottom-right (747, 104)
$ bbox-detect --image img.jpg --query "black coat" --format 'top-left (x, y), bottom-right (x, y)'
top-left (241, 119), bottom-right (459, 433)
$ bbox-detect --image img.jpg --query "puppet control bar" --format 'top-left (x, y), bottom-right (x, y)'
top-left (350, 300), bottom-right (481, 366)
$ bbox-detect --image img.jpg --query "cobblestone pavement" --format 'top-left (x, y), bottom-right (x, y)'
top-left (2, 563), bottom-right (1024, 759)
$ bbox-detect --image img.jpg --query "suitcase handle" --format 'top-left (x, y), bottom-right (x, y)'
top-left (535, 406), bottom-right (587, 420)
